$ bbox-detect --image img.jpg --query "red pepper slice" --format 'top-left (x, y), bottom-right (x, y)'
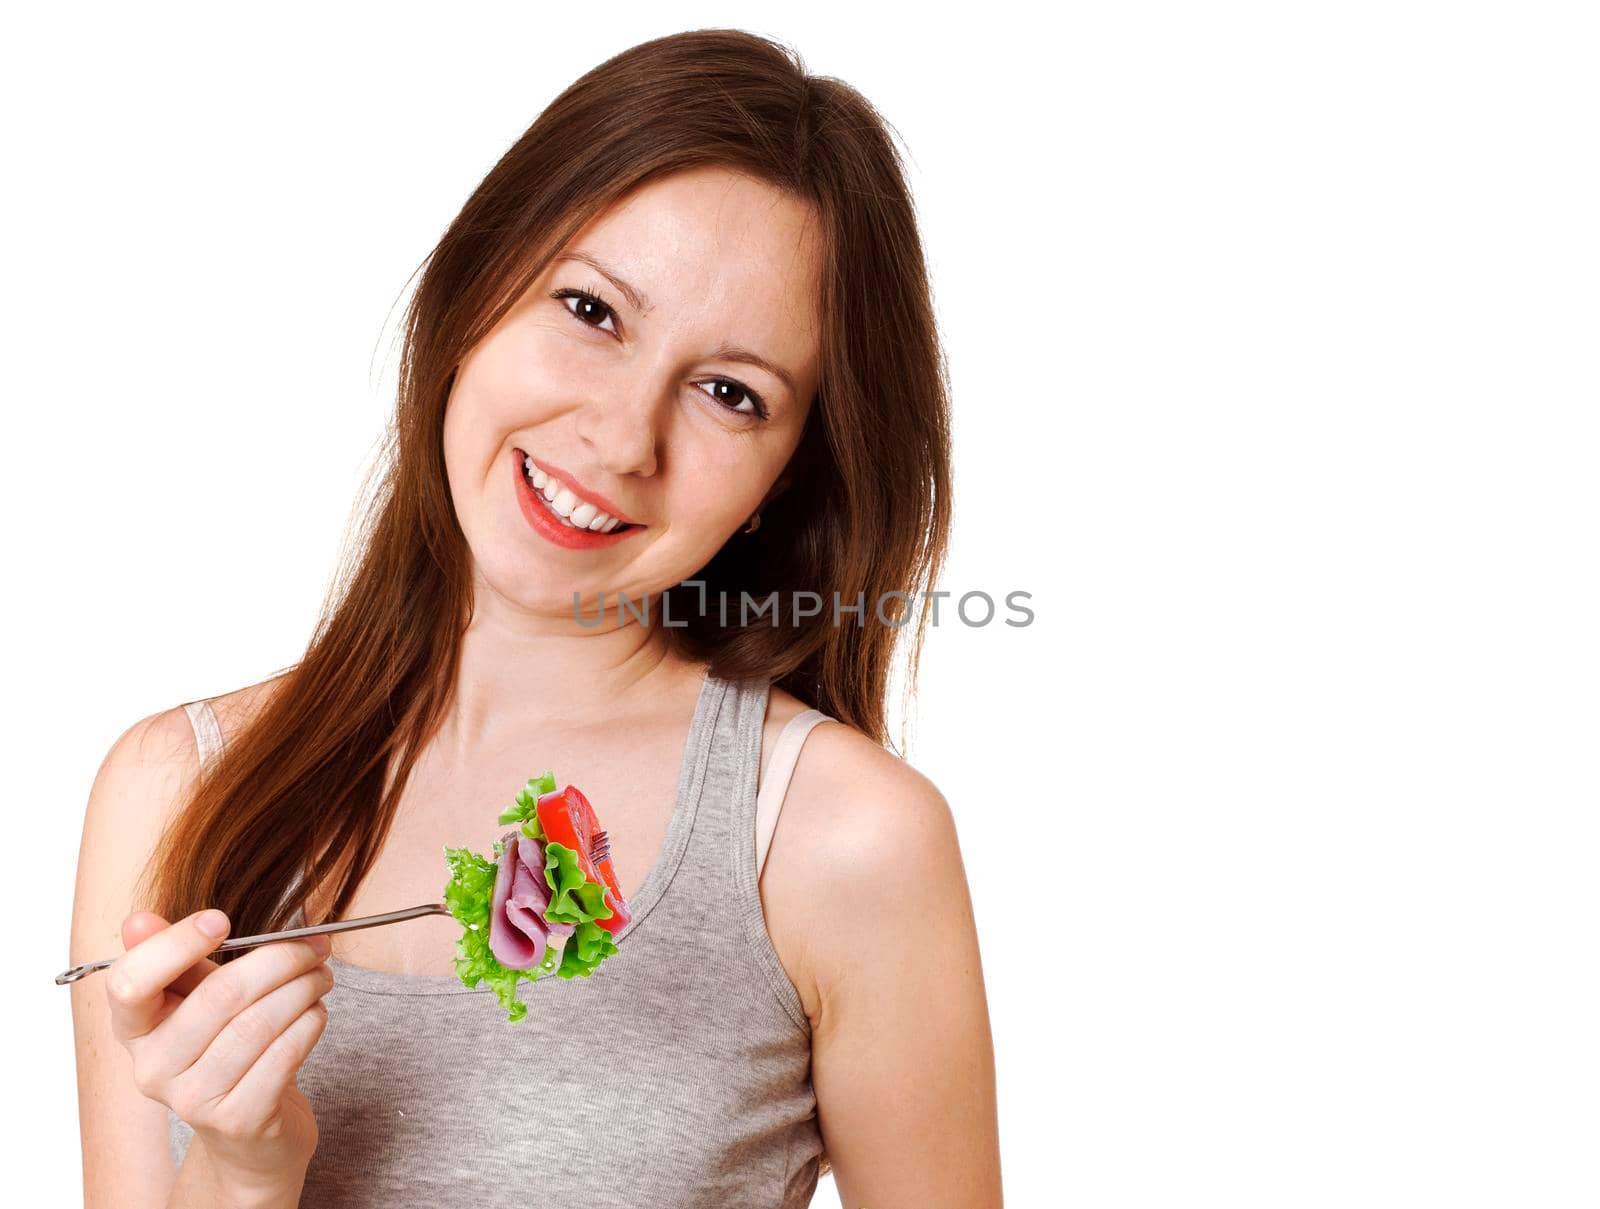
top-left (536, 785), bottom-right (632, 934)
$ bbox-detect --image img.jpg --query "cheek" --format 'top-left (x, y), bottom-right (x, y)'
top-left (674, 487), bottom-right (746, 531)
top-left (512, 317), bottom-right (604, 395)
top-left (467, 362), bottom-right (538, 429)
top-left (668, 445), bottom-right (784, 528)
top-left (444, 343), bottom-right (568, 467)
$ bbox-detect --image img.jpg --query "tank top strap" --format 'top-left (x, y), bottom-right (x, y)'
top-left (181, 699), bottom-right (224, 770)
top-left (754, 709), bottom-right (831, 881)
top-left (655, 673), bottom-right (812, 1034)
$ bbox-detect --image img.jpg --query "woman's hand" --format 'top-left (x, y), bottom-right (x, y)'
top-left (106, 908), bottom-right (334, 1199)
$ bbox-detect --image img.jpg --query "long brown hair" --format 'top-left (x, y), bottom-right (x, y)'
top-left (140, 29), bottom-right (952, 962)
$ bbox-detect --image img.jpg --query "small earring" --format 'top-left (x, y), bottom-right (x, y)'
top-left (742, 511), bottom-right (762, 535)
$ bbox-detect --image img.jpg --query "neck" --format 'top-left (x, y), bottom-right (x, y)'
top-left (435, 581), bottom-right (701, 760)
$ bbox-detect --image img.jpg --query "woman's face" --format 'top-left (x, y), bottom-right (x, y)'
top-left (442, 164), bottom-right (824, 618)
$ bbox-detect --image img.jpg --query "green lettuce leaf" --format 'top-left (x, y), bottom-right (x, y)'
top-left (542, 840), bottom-right (612, 924)
top-left (497, 772), bottom-right (556, 828)
top-left (442, 845), bottom-right (496, 924)
top-left (557, 919), bottom-right (620, 979)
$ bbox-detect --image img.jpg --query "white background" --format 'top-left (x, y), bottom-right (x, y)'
top-left (5, 3), bottom-right (1597, 1205)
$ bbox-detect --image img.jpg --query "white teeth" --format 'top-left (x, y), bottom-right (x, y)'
top-left (521, 453), bottom-right (628, 532)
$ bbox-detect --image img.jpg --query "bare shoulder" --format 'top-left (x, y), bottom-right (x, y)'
top-left (76, 668), bottom-right (296, 892)
top-left (790, 723), bottom-right (956, 884)
top-left (758, 700), bottom-right (998, 1202)
top-left (74, 697), bottom-right (210, 901)
top-left (758, 689), bottom-right (962, 1021)
top-left (764, 685), bottom-right (952, 846)
top-left (71, 670), bottom-right (297, 964)
top-left (761, 685), bottom-right (943, 797)
top-left (117, 703), bottom-right (205, 773)
top-left (69, 705), bottom-right (208, 1013)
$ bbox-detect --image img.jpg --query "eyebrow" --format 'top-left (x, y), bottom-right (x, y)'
top-left (705, 343), bottom-right (798, 397)
top-left (554, 251), bottom-right (653, 315)
top-left (553, 249), bottom-right (800, 397)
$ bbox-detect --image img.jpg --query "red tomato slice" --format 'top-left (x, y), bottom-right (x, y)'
top-left (536, 785), bottom-right (632, 934)
top-left (564, 785), bottom-right (632, 934)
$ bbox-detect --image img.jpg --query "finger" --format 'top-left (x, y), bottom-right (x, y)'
top-left (181, 961), bottom-right (334, 1099)
top-left (108, 909), bottom-right (232, 1041)
top-left (158, 936), bottom-right (332, 1073)
top-left (121, 911), bottom-right (167, 948)
top-left (122, 911), bottom-right (219, 998)
top-left (217, 1001), bottom-right (330, 1128)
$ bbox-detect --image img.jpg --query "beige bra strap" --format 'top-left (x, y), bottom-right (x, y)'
top-left (755, 709), bottom-right (830, 880)
top-left (182, 699), bottom-right (225, 770)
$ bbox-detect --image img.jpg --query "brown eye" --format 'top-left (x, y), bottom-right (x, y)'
top-left (697, 378), bottom-right (767, 419)
top-left (552, 288), bottom-right (618, 334)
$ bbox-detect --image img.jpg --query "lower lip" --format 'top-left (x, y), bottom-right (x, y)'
top-left (512, 450), bottom-right (642, 551)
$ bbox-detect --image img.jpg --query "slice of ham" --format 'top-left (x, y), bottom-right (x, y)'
top-left (488, 831), bottom-right (576, 971)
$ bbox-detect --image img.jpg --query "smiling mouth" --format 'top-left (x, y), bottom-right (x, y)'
top-left (519, 453), bottom-right (639, 534)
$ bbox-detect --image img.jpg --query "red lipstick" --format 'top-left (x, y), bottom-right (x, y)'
top-left (520, 451), bottom-right (639, 526)
top-left (512, 449), bottom-right (643, 551)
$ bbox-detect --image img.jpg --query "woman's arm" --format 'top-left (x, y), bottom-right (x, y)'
top-left (784, 735), bottom-right (1003, 1207)
top-left (70, 706), bottom-right (318, 1209)
top-left (70, 707), bottom-right (199, 1208)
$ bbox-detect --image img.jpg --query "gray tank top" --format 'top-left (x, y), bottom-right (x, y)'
top-left (169, 671), bottom-right (833, 1207)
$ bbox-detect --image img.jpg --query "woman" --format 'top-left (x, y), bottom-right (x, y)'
top-left (69, 28), bottom-right (1001, 1209)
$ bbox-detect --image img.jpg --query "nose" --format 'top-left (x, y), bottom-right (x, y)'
top-left (574, 377), bottom-right (664, 478)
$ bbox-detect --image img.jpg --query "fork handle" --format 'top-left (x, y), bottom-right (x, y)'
top-left (54, 902), bottom-right (453, 985)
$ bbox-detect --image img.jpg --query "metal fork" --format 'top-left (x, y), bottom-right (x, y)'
top-left (56, 830), bottom-right (616, 986)
top-left (54, 903), bottom-right (452, 986)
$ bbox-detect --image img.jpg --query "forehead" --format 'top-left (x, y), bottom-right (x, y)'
top-left (558, 166), bottom-right (823, 358)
